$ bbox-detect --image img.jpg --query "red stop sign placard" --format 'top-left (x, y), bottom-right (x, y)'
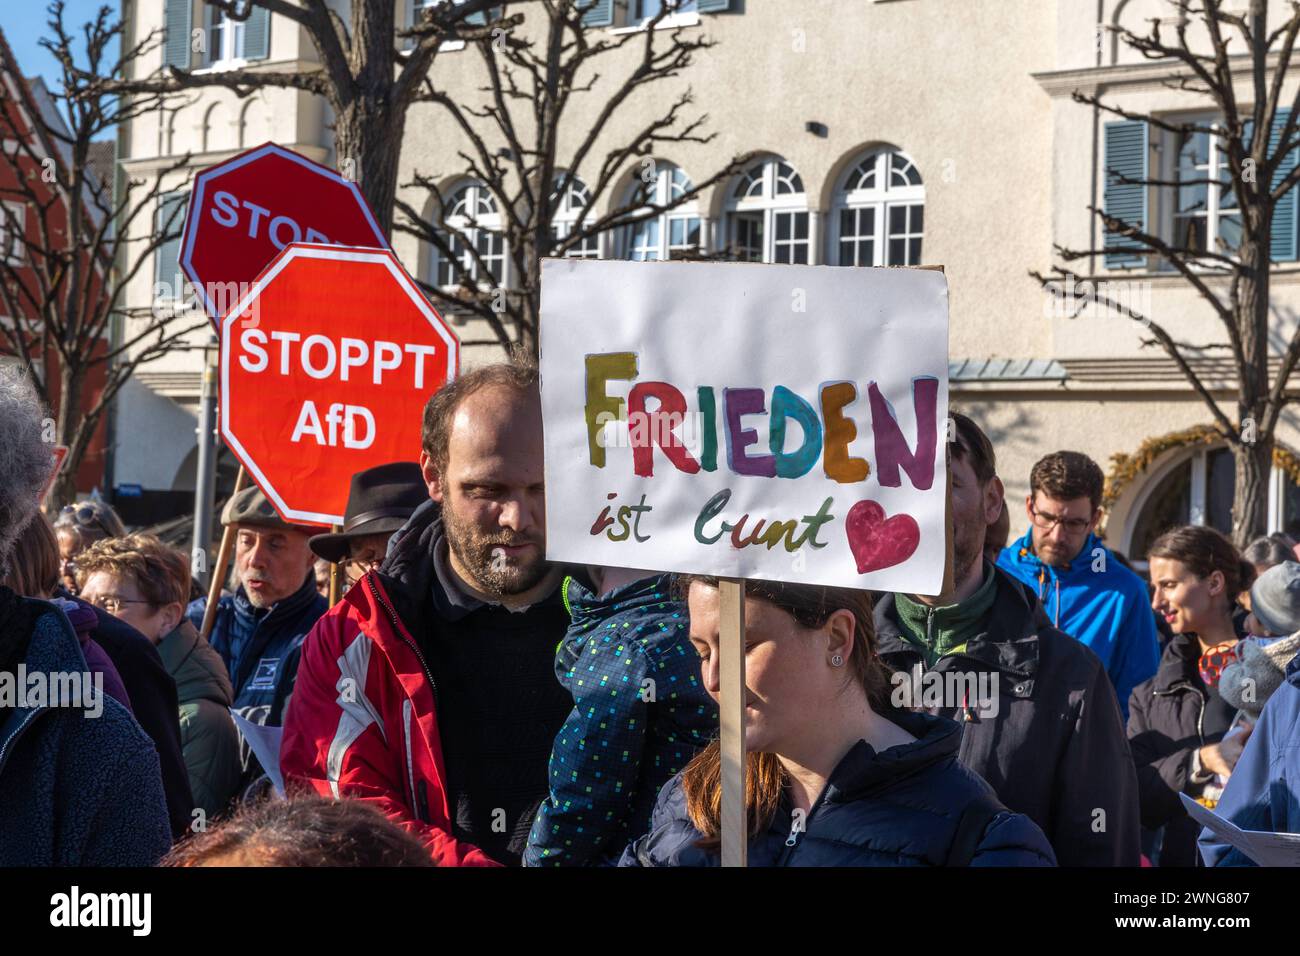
top-left (181, 142), bottom-right (389, 325)
top-left (220, 244), bottom-right (459, 525)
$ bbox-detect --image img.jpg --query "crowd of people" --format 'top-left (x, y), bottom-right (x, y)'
top-left (1, 358), bottom-right (1297, 867)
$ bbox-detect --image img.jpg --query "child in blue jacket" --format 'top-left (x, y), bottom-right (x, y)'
top-left (524, 570), bottom-right (717, 866)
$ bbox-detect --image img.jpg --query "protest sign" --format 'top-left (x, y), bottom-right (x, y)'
top-left (539, 259), bottom-right (950, 596)
top-left (180, 143), bottom-right (389, 325)
top-left (219, 243), bottom-right (458, 525)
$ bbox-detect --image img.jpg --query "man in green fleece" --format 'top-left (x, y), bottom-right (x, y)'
top-left (873, 414), bottom-right (1141, 866)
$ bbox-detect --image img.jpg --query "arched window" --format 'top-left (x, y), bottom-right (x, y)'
top-left (832, 148), bottom-right (925, 267)
top-left (724, 157), bottom-right (809, 264)
top-left (619, 162), bottom-right (702, 261)
top-left (551, 174), bottom-right (600, 259)
top-left (428, 181), bottom-right (506, 288)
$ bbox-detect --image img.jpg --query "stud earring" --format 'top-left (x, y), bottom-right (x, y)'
top-left (831, 654), bottom-right (843, 667)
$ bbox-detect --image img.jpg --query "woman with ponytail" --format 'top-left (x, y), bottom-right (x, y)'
top-left (618, 577), bottom-right (1055, 866)
top-left (1129, 525), bottom-right (1255, 867)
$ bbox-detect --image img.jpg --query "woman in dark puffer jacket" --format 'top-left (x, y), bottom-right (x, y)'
top-left (621, 577), bottom-right (1056, 867)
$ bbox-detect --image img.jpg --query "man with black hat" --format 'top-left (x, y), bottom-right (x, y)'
top-left (308, 462), bottom-right (428, 594)
top-left (186, 485), bottom-right (326, 749)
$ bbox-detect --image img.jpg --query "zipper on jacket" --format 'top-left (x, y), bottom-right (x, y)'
top-left (365, 574), bottom-right (438, 705)
top-left (776, 786), bottom-right (833, 865)
top-left (0, 707), bottom-right (50, 779)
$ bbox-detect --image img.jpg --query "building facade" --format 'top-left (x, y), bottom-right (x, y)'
top-left (112, 0), bottom-right (1300, 560)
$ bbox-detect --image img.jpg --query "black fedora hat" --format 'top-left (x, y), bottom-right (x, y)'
top-left (309, 462), bottom-right (428, 563)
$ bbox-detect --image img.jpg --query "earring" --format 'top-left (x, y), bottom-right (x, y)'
top-left (831, 654), bottom-right (843, 667)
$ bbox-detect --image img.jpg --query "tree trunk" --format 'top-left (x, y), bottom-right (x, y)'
top-left (1232, 435), bottom-right (1272, 547)
top-left (333, 105), bottom-right (401, 238)
top-left (51, 363), bottom-right (87, 510)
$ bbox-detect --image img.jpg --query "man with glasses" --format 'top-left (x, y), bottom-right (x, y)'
top-left (998, 451), bottom-right (1160, 719)
top-left (307, 462), bottom-right (427, 598)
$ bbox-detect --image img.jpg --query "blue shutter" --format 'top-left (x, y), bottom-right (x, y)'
top-left (155, 192), bottom-right (188, 288)
top-left (164, 0), bottom-right (192, 70)
top-left (243, 5), bottom-right (271, 60)
top-left (1104, 120), bottom-right (1148, 269)
top-left (697, 0), bottom-right (733, 12)
top-left (582, 0), bottom-right (615, 26)
top-left (1270, 108), bottom-right (1297, 261)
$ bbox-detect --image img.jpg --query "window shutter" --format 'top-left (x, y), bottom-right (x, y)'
top-left (1270, 108), bottom-right (1297, 261)
top-left (155, 192), bottom-right (188, 289)
top-left (581, 0), bottom-right (615, 26)
top-left (164, 0), bottom-right (192, 70)
top-left (697, 0), bottom-right (733, 12)
top-left (244, 5), bottom-right (271, 60)
top-left (1103, 120), bottom-right (1148, 269)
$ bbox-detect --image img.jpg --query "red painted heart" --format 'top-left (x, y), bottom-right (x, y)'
top-left (844, 500), bottom-right (920, 574)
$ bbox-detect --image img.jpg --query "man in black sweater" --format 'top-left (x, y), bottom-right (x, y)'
top-left (283, 356), bottom-right (573, 865)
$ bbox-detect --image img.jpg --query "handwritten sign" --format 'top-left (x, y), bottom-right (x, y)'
top-left (539, 259), bottom-right (949, 594)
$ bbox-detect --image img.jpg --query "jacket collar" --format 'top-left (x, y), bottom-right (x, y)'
top-left (822, 710), bottom-right (963, 803)
top-left (232, 571), bottom-right (320, 629)
top-left (1153, 631), bottom-right (1207, 694)
top-left (1008, 528), bottom-right (1102, 580)
top-left (875, 566), bottom-right (1044, 697)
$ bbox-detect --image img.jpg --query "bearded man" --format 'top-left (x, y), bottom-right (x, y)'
top-left (281, 357), bottom-right (573, 866)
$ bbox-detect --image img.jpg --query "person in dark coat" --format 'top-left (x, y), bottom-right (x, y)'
top-left (874, 415), bottom-right (1140, 866)
top-left (525, 570), bottom-right (718, 866)
top-left (0, 370), bottom-right (171, 865)
top-left (621, 576), bottom-right (1055, 867)
top-left (187, 484), bottom-right (326, 789)
top-left (1129, 525), bottom-right (1255, 867)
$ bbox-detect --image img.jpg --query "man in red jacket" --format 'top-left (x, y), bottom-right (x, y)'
top-left (281, 358), bottom-right (574, 866)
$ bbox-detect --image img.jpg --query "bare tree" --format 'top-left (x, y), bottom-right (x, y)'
top-left (95, 0), bottom-right (529, 237)
top-left (394, 0), bottom-right (744, 353)
top-left (1034, 0), bottom-right (1300, 545)
top-left (0, 2), bottom-right (203, 507)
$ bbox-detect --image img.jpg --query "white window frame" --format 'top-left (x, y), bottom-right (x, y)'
top-left (618, 163), bottom-right (702, 261)
top-left (202, 4), bottom-right (248, 69)
top-left (1, 200), bottom-right (26, 265)
top-left (1157, 114), bottom-right (1242, 265)
top-left (724, 157), bottom-right (810, 264)
top-left (406, 0), bottom-right (468, 52)
top-left (831, 148), bottom-right (925, 267)
top-left (551, 174), bottom-right (602, 259)
top-left (616, 0), bottom-right (702, 31)
top-left (429, 181), bottom-right (507, 290)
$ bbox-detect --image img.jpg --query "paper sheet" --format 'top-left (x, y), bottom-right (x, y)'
top-left (1181, 792), bottom-right (1300, 866)
top-left (231, 710), bottom-right (286, 798)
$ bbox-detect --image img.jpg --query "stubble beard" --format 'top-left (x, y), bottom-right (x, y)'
top-left (443, 505), bottom-right (551, 598)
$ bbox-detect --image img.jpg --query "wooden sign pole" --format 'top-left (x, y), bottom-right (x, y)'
top-left (200, 466), bottom-right (248, 642)
top-left (328, 525), bottom-right (344, 605)
top-left (718, 577), bottom-right (747, 868)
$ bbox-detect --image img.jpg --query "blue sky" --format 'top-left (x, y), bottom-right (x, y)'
top-left (2, 1), bottom-right (122, 92)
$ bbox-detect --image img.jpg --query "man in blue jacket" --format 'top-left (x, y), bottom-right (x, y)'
top-left (998, 451), bottom-right (1159, 720)
top-left (1198, 652), bottom-right (1300, 865)
top-left (187, 485), bottom-right (326, 787)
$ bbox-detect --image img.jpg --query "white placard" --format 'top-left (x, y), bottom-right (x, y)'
top-left (539, 259), bottom-right (950, 594)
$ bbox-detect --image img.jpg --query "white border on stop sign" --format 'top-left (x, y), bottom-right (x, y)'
top-left (181, 142), bottom-right (390, 327)
top-left (219, 242), bottom-right (459, 525)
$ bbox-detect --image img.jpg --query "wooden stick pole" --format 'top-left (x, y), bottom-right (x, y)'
top-left (328, 525), bottom-right (343, 605)
top-left (718, 577), bottom-right (747, 868)
top-left (200, 466), bottom-right (248, 642)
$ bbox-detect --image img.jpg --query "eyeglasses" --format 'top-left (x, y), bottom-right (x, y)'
top-left (87, 594), bottom-right (155, 615)
top-left (1029, 503), bottom-right (1093, 534)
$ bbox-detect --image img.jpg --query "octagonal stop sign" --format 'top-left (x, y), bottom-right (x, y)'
top-left (181, 143), bottom-right (389, 325)
top-left (221, 244), bottom-right (459, 525)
